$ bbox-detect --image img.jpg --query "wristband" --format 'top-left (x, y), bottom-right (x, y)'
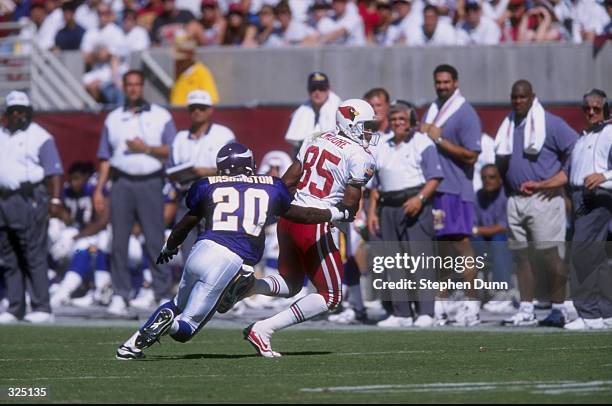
top-left (472, 226), bottom-right (479, 236)
top-left (434, 136), bottom-right (444, 145)
top-left (329, 206), bottom-right (344, 221)
top-left (50, 198), bottom-right (62, 206)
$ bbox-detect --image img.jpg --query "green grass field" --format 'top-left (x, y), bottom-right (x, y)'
top-left (1, 326), bottom-right (611, 403)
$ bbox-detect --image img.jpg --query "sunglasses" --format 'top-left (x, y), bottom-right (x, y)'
top-left (582, 105), bottom-right (603, 113)
top-left (188, 104), bottom-right (210, 112)
top-left (309, 85), bottom-right (329, 93)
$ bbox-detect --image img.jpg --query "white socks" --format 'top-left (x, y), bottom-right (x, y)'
top-left (251, 275), bottom-right (292, 297)
top-left (256, 293), bottom-right (328, 335)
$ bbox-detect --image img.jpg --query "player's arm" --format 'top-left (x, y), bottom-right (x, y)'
top-left (74, 199), bottom-right (110, 239)
top-left (281, 160), bottom-right (303, 194)
top-left (165, 209), bottom-right (203, 252)
top-left (282, 183), bottom-right (362, 224)
top-left (421, 123), bottom-right (479, 165)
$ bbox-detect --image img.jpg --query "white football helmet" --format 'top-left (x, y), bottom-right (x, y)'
top-left (335, 98), bottom-right (381, 146)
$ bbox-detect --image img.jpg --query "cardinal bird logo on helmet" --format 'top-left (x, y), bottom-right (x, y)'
top-left (338, 105), bottom-right (360, 121)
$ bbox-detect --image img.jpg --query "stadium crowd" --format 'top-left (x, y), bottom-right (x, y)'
top-left (0, 63), bottom-right (610, 331)
top-left (2, 0), bottom-right (610, 105)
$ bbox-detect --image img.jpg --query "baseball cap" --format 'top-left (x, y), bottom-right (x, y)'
top-left (307, 72), bottom-right (330, 91)
top-left (187, 90), bottom-right (213, 107)
top-left (227, 3), bottom-right (244, 15)
top-left (5, 91), bottom-right (31, 108)
top-left (465, 0), bottom-right (482, 10)
top-left (202, 0), bottom-right (218, 6)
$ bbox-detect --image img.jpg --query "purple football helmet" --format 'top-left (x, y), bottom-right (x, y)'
top-left (216, 142), bottom-right (256, 175)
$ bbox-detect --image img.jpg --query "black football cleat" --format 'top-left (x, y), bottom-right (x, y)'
top-left (217, 272), bottom-right (255, 314)
top-left (135, 308), bottom-right (175, 350)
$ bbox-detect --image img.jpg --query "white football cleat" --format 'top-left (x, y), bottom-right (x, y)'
top-left (71, 291), bottom-right (95, 308)
top-left (376, 315), bottom-right (413, 328)
top-left (24, 312), bottom-right (55, 323)
top-left (107, 295), bottom-right (129, 316)
top-left (129, 288), bottom-right (156, 310)
top-left (564, 317), bottom-right (605, 331)
top-left (452, 301), bottom-right (481, 327)
top-left (603, 317), bottom-right (612, 329)
top-left (0, 312), bottom-right (18, 324)
top-left (413, 315), bottom-right (434, 328)
top-left (483, 300), bottom-right (516, 314)
top-left (328, 308), bottom-right (357, 324)
top-left (243, 323), bottom-right (281, 358)
top-left (502, 309), bottom-right (538, 326)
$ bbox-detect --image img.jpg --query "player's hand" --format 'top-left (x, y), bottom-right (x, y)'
top-left (584, 173), bottom-right (606, 190)
top-left (330, 202), bottom-right (356, 222)
top-left (156, 242), bottom-right (178, 264)
top-left (403, 196), bottom-right (422, 217)
top-left (367, 212), bottom-right (380, 235)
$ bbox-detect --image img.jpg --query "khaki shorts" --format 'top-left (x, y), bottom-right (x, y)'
top-left (507, 193), bottom-right (567, 250)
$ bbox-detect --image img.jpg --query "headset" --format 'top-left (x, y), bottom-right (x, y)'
top-left (390, 99), bottom-right (418, 127)
top-left (583, 88), bottom-right (610, 119)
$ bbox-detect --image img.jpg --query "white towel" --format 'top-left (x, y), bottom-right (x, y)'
top-left (424, 89), bottom-right (466, 127)
top-left (495, 97), bottom-right (546, 156)
top-left (284, 91), bottom-right (341, 142)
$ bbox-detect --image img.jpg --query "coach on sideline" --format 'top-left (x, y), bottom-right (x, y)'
top-left (367, 101), bottom-right (443, 328)
top-left (0, 91), bottom-right (63, 324)
top-left (564, 89), bottom-right (612, 330)
top-left (93, 70), bottom-right (177, 316)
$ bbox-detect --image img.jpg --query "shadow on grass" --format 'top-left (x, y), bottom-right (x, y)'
top-left (144, 351), bottom-right (332, 361)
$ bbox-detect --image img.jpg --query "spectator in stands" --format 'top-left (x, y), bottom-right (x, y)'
top-left (137, 0), bottom-right (165, 33)
top-left (518, 0), bottom-right (563, 42)
top-left (28, 1), bottom-right (47, 29)
top-left (81, 3), bottom-right (126, 67)
top-left (169, 40), bottom-right (219, 105)
top-left (251, 4), bottom-right (279, 46)
top-left (373, 0), bottom-right (402, 45)
top-left (394, 0), bottom-right (424, 45)
top-left (273, 1), bottom-right (316, 45)
top-left (428, 0), bottom-right (458, 25)
top-left (189, 0), bottom-right (227, 46)
top-left (54, 1), bottom-right (85, 51)
top-left (317, 0), bottom-right (366, 45)
top-left (482, 0), bottom-right (510, 24)
top-left (406, 4), bottom-right (457, 45)
top-left (75, 0), bottom-right (101, 31)
top-left (82, 44), bottom-right (127, 107)
top-left (122, 8), bottom-right (150, 52)
top-left (605, 0), bottom-right (612, 34)
top-left (358, 0), bottom-right (381, 42)
top-left (456, 0), bottom-right (501, 45)
top-left (472, 164), bottom-right (515, 313)
top-left (151, 0), bottom-right (196, 45)
top-left (501, 0), bottom-right (527, 42)
top-left (284, 71), bottom-right (342, 157)
top-left (573, 0), bottom-right (610, 42)
top-left (36, 0), bottom-right (64, 50)
top-left (221, 3), bottom-right (254, 45)
top-left (494, 79), bottom-right (577, 327)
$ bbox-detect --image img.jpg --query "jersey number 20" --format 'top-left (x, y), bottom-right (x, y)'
top-left (212, 187), bottom-right (269, 236)
top-left (297, 146), bottom-right (341, 198)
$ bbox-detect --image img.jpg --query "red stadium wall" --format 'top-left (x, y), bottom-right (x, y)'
top-left (34, 105), bottom-right (585, 172)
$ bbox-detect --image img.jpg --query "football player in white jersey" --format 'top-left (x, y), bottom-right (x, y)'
top-left (232, 99), bottom-right (379, 357)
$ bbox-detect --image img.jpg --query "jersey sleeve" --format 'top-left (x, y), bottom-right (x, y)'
top-left (185, 178), bottom-right (211, 211)
top-left (347, 151), bottom-right (376, 187)
top-left (273, 177), bottom-right (293, 215)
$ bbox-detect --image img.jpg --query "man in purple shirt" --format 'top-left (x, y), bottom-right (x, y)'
top-left (496, 80), bottom-right (577, 328)
top-left (421, 64), bottom-right (482, 326)
top-left (473, 164), bottom-right (515, 313)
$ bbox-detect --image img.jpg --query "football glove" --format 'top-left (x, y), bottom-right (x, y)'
top-left (329, 202), bottom-right (356, 222)
top-left (156, 242), bottom-right (179, 264)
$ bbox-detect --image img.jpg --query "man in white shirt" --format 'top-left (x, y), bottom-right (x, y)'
top-left (284, 72), bottom-right (342, 157)
top-left (122, 8), bottom-right (150, 52)
top-left (318, 0), bottom-right (366, 46)
top-left (75, 0), bottom-right (101, 31)
top-left (80, 2), bottom-right (127, 65)
top-left (564, 89), bottom-right (612, 330)
top-left (169, 90), bottom-right (235, 256)
top-left (406, 4), bottom-right (457, 46)
top-left (456, 0), bottom-right (501, 45)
